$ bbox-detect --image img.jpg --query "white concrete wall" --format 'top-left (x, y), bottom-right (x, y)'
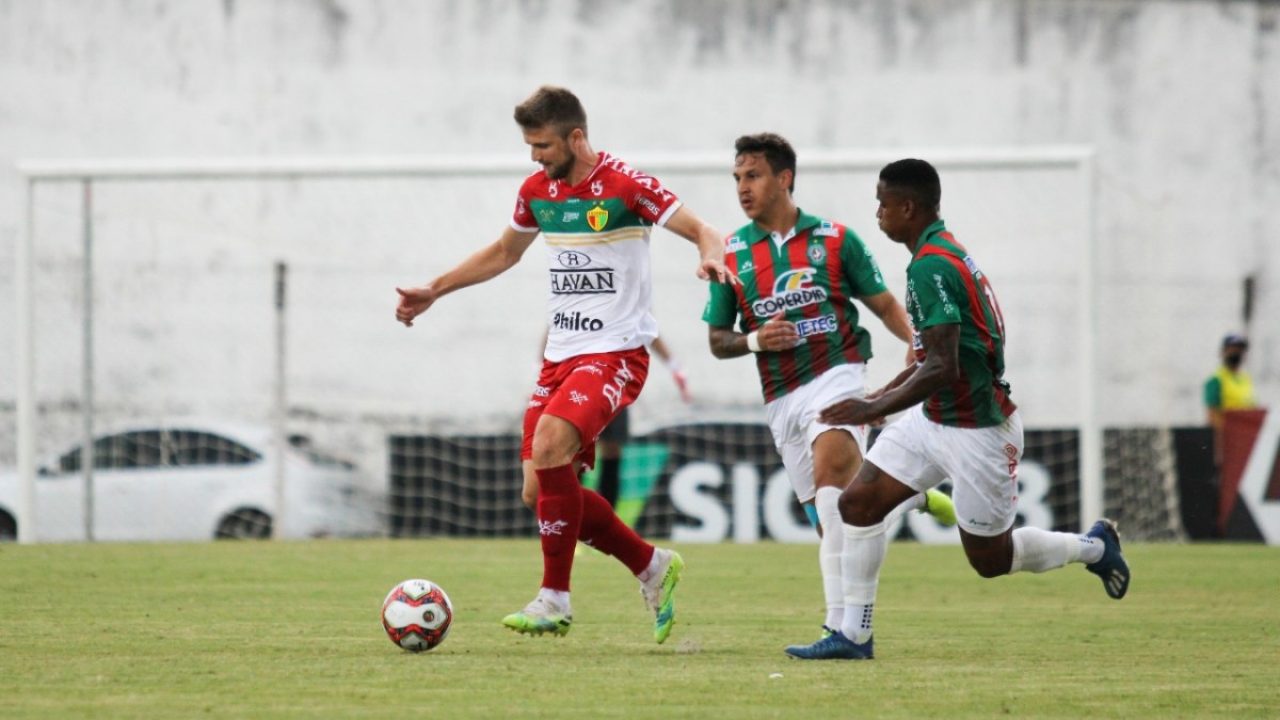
top-left (2, 0), bottom-right (1277, 464)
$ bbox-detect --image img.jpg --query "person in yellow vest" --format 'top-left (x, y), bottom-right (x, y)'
top-left (1204, 333), bottom-right (1257, 431)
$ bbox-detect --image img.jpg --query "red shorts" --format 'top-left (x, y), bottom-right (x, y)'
top-left (521, 347), bottom-right (650, 469)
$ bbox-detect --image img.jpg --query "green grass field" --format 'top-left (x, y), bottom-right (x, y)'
top-left (2, 539), bottom-right (1277, 719)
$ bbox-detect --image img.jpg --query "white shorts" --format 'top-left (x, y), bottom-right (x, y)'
top-left (765, 363), bottom-right (869, 504)
top-left (866, 404), bottom-right (1024, 537)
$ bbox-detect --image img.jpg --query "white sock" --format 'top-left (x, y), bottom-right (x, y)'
top-left (879, 492), bottom-right (923, 530)
top-left (814, 487), bottom-right (844, 629)
top-left (840, 520), bottom-right (889, 644)
top-left (636, 547), bottom-right (665, 582)
top-left (1009, 527), bottom-right (1104, 573)
top-left (537, 587), bottom-right (570, 612)
top-left (898, 493), bottom-right (925, 514)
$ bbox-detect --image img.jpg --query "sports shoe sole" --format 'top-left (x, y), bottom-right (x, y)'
top-left (501, 614), bottom-right (572, 637)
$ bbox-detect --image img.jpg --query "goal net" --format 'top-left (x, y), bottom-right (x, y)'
top-left (9, 149), bottom-right (1184, 543)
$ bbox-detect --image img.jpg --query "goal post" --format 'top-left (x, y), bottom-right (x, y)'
top-left (12, 146), bottom-right (1102, 544)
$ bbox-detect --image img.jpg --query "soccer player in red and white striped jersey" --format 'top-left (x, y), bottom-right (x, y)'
top-left (395, 86), bottom-right (735, 643)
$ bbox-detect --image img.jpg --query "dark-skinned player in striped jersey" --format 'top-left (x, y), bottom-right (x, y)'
top-left (703, 134), bottom-right (958, 659)
top-left (808, 158), bottom-right (1131, 660)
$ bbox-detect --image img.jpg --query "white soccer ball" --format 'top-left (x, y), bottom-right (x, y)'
top-left (381, 578), bottom-right (454, 652)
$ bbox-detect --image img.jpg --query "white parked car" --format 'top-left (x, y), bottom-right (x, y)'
top-left (0, 421), bottom-right (383, 542)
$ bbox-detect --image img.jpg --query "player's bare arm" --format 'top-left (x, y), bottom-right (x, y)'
top-left (663, 205), bottom-right (739, 285)
top-left (395, 226), bottom-right (538, 327)
top-left (860, 289), bottom-right (916, 365)
top-left (819, 323), bottom-right (960, 425)
top-left (708, 313), bottom-right (800, 358)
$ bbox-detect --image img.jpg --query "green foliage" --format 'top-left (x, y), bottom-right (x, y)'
top-left (1, 540), bottom-right (1276, 719)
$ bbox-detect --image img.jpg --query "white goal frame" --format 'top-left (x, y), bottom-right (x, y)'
top-left (13, 147), bottom-right (1099, 543)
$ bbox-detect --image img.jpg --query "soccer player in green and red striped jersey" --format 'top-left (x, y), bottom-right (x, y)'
top-left (805, 159), bottom-right (1131, 661)
top-left (396, 86), bottom-right (737, 644)
top-left (703, 134), bottom-right (957, 658)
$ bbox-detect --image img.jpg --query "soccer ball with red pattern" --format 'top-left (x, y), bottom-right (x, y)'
top-left (381, 579), bottom-right (454, 652)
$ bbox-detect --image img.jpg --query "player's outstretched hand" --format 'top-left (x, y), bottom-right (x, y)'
top-left (697, 257), bottom-right (740, 286)
top-left (395, 284), bottom-right (438, 327)
top-left (819, 396), bottom-right (878, 427)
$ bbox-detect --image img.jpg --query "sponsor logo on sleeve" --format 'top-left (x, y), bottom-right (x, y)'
top-left (932, 273), bottom-right (955, 316)
top-left (630, 174), bottom-right (673, 203)
top-left (726, 236), bottom-right (747, 253)
top-left (635, 194), bottom-right (661, 217)
top-left (750, 268), bottom-right (829, 317)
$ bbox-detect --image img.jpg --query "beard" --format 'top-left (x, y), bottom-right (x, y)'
top-left (545, 155), bottom-right (574, 181)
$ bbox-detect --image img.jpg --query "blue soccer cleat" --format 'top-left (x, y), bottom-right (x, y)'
top-left (783, 626), bottom-right (837, 657)
top-left (1084, 519), bottom-right (1130, 600)
top-left (784, 629), bottom-right (873, 660)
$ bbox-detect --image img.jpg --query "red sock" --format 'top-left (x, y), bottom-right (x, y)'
top-left (579, 488), bottom-right (654, 576)
top-left (535, 464), bottom-right (583, 592)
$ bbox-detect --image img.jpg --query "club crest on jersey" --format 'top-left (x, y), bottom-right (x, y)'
top-left (751, 268), bottom-right (829, 317)
top-left (587, 204), bottom-right (609, 232)
top-left (807, 243), bottom-right (827, 264)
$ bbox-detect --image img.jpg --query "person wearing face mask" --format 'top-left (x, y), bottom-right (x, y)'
top-left (1204, 334), bottom-right (1256, 435)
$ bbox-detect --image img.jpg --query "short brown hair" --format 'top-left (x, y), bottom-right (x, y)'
top-left (513, 86), bottom-right (588, 138)
top-left (734, 133), bottom-right (797, 193)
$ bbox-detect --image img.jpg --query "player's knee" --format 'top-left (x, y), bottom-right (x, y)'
top-left (838, 487), bottom-right (879, 527)
top-left (521, 487), bottom-right (538, 510)
top-left (813, 466), bottom-right (851, 493)
top-left (530, 435), bottom-right (575, 468)
top-left (966, 553), bottom-right (1011, 579)
top-left (530, 419), bottom-right (580, 468)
